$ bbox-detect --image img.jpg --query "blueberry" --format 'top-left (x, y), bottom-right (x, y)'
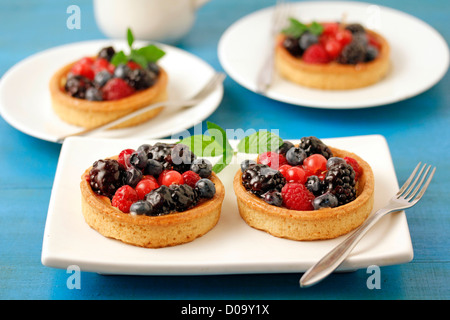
top-left (147, 62), bottom-right (160, 76)
top-left (276, 141), bottom-right (295, 155)
top-left (312, 192), bottom-right (338, 210)
top-left (299, 31), bottom-right (318, 50)
top-left (326, 157), bottom-right (346, 170)
top-left (262, 190), bottom-right (283, 207)
top-left (98, 46), bottom-right (115, 62)
top-left (145, 159), bottom-right (163, 176)
top-left (306, 175), bottom-right (322, 196)
top-left (286, 147), bottom-right (307, 166)
top-left (130, 200), bottom-right (153, 216)
top-left (123, 167), bottom-right (143, 188)
top-left (85, 87), bottom-right (103, 101)
top-left (283, 36), bottom-right (303, 57)
top-left (365, 45), bottom-right (379, 62)
top-left (94, 70), bottom-right (113, 88)
top-left (114, 63), bottom-right (131, 79)
top-left (129, 150), bottom-right (148, 170)
top-left (191, 158), bottom-right (212, 178)
top-left (195, 178), bottom-right (216, 199)
top-left (240, 159), bottom-right (257, 172)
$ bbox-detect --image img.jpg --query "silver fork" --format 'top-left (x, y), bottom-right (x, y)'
top-left (256, 0), bottom-right (289, 94)
top-left (55, 72), bottom-right (226, 143)
top-left (300, 162), bottom-right (436, 288)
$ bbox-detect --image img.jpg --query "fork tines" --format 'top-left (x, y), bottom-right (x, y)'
top-left (397, 162), bottom-right (436, 203)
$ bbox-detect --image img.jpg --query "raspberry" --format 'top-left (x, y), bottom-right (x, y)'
top-left (281, 183), bottom-right (315, 211)
top-left (344, 157), bottom-right (362, 181)
top-left (111, 185), bottom-right (138, 213)
top-left (257, 151), bottom-right (288, 169)
top-left (118, 148), bottom-right (135, 168)
top-left (302, 44), bottom-right (330, 64)
top-left (102, 78), bottom-right (135, 101)
top-left (70, 57), bottom-right (95, 80)
top-left (182, 170), bottom-right (201, 188)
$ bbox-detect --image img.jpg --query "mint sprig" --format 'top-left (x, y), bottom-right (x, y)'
top-left (282, 18), bottom-right (324, 38)
top-left (178, 123), bottom-right (283, 174)
top-left (110, 28), bottom-right (165, 68)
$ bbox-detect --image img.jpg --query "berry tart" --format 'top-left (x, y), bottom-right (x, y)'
top-left (233, 137), bottom-right (375, 240)
top-left (275, 19), bottom-right (390, 89)
top-left (49, 45), bottom-right (168, 129)
top-left (80, 143), bottom-right (225, 248)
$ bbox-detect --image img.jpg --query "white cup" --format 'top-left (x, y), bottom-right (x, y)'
top-left (93, 0), bottom-right (210, 43)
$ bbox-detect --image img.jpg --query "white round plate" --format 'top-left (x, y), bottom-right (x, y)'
top-left (218, 1), bottom-right (449, 109)
top-left (0, 40), bottom-right (223, 143)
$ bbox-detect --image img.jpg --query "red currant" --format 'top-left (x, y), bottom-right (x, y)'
top-left (322, 22), bottom-right (339, 36)
top-left (257, 151), bottom-right (288, 170)
top-left (335, 29), bottom-right (353, 46)
top-left (324, 38), bottom-right (343, 59)
top-left (159, 170), bottom-right (184, 186)
top-left (303, 154), bottom-right (327, 175)
top-left (182, 170), bottom-right (201, 188)
top-left (278, 164), bottom-right (292, 179)
top-left (135, 178), bottom-right (159, 200)
top-left (70, 57), bottom-right (95, 80)
top-left (284, 166), bottom-right (307, 184)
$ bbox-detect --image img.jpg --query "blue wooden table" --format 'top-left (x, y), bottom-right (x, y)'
top-left (0, 0), bottom-right (448, 301)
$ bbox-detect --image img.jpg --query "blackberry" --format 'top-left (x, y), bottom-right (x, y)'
top-left (323, 163), bottom-right (357, 206)
top-left (98, 46), bottom-right (116, 62)
top-left (145, 185), bottom-right (176, 216)
top-left (165, 144), bottom-right (197, 173)
top-left (126, 68), bottom-right (156, 90)
top-left (147, 62), bottom-right (161, 76)
top-left (242, 164), bottom-right (286, 197)
top-left (170, 184), bottom-right (198, 211)
top-left (299, 136), bottom-right (333, 159)
top-left (65, 74), bottom-right (93, 99)
top-left (337, 41), bottom-right (367, 65)
top-left (147, 143), bottom-right (176, 163)
top-left (262, 190), bottom-right (283, 207)
top-left (345, 23), bottom-right (366, 34)
top-left (89, 159), bottom-right (125, 198)
top-left (283, 36), bottom-right (303, 57)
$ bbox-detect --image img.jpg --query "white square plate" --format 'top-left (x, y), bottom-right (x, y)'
top-left (41, 135), bottom-right (413, 275)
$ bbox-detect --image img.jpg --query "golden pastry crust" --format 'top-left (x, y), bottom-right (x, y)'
top-left (275, 30), bottom-right (390, 90)
top-left (233, 147), bottom-right (375, 240)
top-left (49, 62), bottom-right (168, 129)
top-left (80, 166), bottom-right (225, 248)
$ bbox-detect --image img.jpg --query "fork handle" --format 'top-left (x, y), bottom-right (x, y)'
top-left (300, 208), bottom-right (392, 287)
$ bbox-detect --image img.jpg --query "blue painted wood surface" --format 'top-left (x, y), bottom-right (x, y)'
top-left (0, 0), bottom-right (448, 300)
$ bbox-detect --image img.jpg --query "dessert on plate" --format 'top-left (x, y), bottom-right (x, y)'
top-left (275, 18), bottom-right (390, 89)
top-left (50, 30), bottom-right (168, 129)
top-left (80, 142), bottom-right (225, 248)
top-left (233, 136), bottom-right (375, 240)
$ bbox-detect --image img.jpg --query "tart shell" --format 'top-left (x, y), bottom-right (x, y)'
top-left (80, 165), bottom-right (225, 248)
top-left (233, 147), bottom-right (375, 241)
top-left (275, 30), bottom-right (390, 90)
top-left (49, 62), bottom-right (168, 129)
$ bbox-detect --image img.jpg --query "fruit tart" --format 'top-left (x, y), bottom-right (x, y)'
top-left (80, 143), bottom-right (225, 248)
top-left (275, 19), bottom-right (390, 89)
top-left (233, 137), bottom-right (374, 240)
top-left (50, 38), bottom-right (168, 129)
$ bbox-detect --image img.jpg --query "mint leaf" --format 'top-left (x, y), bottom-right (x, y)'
top-left (178, 135), bottom-right (223, 157)
top-left (282, 18), bottom-right (323, 38)
top-left (137, 45), bottom-right (166, 63)
top-left (309, 21), bottom-right (324, 36)
top-left (282, 17), bottom-right (308, 38)
top-left (127, 28), bottom-right (134, 48)
top-left (110, 50), bottom-right (128, 66)
top-left (129, 50), bottom-right (148, 69)
top-left (237, 131), bottom-right (283, 154)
